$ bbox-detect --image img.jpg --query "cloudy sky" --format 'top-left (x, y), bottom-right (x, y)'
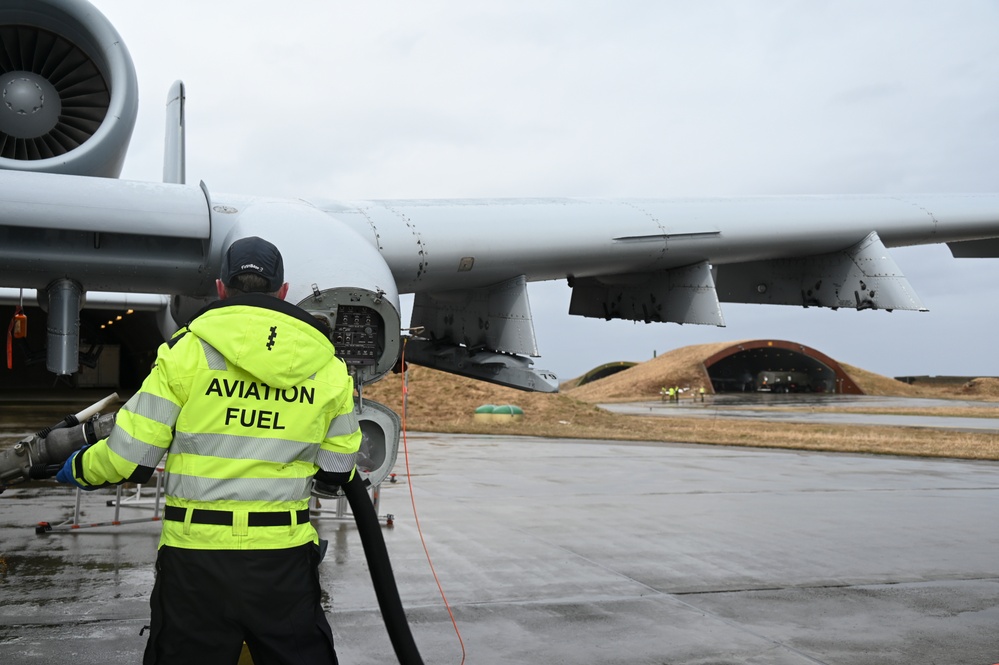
top-left (93, 0), bottom-right (999, 382)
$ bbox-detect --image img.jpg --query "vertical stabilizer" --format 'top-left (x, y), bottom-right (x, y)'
top-left (163, 80), bottom-right (186, 184)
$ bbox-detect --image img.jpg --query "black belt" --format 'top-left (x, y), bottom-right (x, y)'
top-left (163, 506), bottom-right (311, 527)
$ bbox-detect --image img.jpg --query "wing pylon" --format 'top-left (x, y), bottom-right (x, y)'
top-left (406, 275), bottom-right (558, 392)
top-left (715, 231), bottom-right (927, 312)
top-left (568, 260), bottom-right (725, 325)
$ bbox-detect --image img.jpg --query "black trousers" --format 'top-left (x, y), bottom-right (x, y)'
top-left (143, 544), bottom-right (338, 665)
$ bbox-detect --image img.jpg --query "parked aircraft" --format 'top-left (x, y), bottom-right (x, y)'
top-left (3, 0), bottom-right (999, 407)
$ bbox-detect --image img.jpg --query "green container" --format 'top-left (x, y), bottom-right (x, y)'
top-left (492, 404), bottom-right (524, 421)
top-left (474, 404), bottom-right (496, 422)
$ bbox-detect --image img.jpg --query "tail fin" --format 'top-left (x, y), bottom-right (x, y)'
top-left (163, 80), bottom-right (186, 184)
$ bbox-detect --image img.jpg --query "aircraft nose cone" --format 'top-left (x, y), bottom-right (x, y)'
top-left (0, 72), bottom-right (62, 138)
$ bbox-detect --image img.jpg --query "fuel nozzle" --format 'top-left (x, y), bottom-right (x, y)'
top-left (28, 412), bottom-right (117, 479)
top-left (0, 394), bottom-right (118, 491)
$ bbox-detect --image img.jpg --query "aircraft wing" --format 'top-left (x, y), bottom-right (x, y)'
top-left (5, 166), bottom-right (999, 391)
top-left (315, 194), bottom-right (999, 313)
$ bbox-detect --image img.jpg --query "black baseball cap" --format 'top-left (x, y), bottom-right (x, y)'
top-left (220, 236), bottom-right (285, 292)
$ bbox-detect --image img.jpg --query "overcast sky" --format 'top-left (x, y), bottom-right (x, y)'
top-left (93, 0), bottom-right (999, 382)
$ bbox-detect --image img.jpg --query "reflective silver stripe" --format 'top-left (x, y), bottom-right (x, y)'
top-left (122, 392), bottom-right (181, 427)
top-left (326, 410), bottom-right (359, 438)
top-left (172, 431), bottom-right (316, 465)
top-left (201, 339), bottom-right (227, 370)
top-left (165, 473), bottom-right (312, 502)
top-left (107, 428), bottom-right (168, 467)
top-left (317, 449), bottom-right (357, 473)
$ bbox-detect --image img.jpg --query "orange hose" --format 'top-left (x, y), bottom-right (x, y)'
top-left (400, 339), bottom-right (466, 664)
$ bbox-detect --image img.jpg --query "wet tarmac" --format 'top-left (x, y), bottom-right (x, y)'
top-left (1, 399), bottom-right (998, 664)
top-left (603, 393), bottom-right (999, 432)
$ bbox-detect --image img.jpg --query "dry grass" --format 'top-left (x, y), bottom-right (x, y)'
top-left (9, 346), bottom-right (992, 461)
top-left (6, 349), bottom-right (997, 462)
top-left (363, 356), bottom-right (999, 462)
top-left (952, 377), bottom-right (999, 399)
top-left (566, 342), bottom-right (733, 402)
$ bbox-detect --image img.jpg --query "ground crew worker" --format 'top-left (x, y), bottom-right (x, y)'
top-left (57, 237), bottom-right (360, 665)
top-left (660, 386), bottom-right (668, 402)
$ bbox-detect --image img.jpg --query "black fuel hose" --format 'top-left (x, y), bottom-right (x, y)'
top-left (344, 473), bottom-right (425, 665)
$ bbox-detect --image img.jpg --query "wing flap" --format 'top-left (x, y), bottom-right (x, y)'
top-left (947, 238), bottom-right (999, 258)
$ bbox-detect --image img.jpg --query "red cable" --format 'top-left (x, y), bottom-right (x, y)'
top-left (6, 310), bottom-right (15, 370)
top-left (400, 340), bottom-right (466, 664)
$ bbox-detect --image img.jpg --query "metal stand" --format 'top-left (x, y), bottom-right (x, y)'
top-left (104, 476), bottom-right (164, 510)
top-left (309, 483), bottom-right (395, 526)
top-left (35, 469), bottom-right (165, 533)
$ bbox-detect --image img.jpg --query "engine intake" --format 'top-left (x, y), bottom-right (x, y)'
top-left (0, 0), bottom-right (138, 177)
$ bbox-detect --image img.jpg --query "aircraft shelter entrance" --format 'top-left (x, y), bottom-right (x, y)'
top-left (702, 340), bottom-right (863, 395)
top-left (576, 361), bottom-right (638, 386)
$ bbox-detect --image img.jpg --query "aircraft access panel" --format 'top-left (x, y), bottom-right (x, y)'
top-left (332, 305), bottom-right (381, 366)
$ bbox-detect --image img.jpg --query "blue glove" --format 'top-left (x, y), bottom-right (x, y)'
top-left (55, 446), bottom-right (96, 490)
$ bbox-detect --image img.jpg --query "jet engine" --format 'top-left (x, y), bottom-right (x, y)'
top-left (0, 0), bottom-right (138, 178)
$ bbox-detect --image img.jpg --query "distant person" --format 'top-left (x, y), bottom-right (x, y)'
top-left (58, 236), bottom-right (361, 665)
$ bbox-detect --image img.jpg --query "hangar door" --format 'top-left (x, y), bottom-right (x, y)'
top-left (702, 340), bottom-right (862, 394)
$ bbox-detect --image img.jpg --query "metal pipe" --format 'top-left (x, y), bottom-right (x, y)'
top-left (45, 278), bottom-right (82, 375)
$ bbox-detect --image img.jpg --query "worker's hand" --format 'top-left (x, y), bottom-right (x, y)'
top-left (55, 446), bottom-right (96, 490)
top-left (312, 466), bottom-right (357, 498)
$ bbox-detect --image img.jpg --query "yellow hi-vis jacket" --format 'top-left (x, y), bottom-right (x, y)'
top-left (70, 294), bottom-right (362, 551)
